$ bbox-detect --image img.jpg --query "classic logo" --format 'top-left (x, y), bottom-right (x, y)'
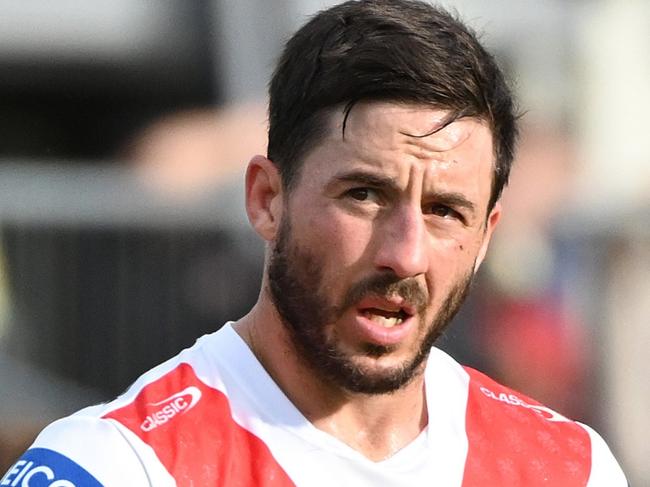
top-left (140, 386), bottom-right (202, 432)
top-left (480, 386), bottom-right (569, 422)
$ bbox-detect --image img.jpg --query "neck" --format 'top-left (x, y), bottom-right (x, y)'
top-left (234, 291), bottom-right (429, 461)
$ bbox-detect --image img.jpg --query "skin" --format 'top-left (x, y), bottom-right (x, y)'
top-left (236, 101), bottom-right (501, 461)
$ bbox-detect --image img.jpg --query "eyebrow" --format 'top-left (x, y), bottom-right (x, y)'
top-left (329, 170), bottom-right (478, 216)
top-left (330, 170), bottom-right (399, 190)
top-left (430, 192), bottom-right (477, 216)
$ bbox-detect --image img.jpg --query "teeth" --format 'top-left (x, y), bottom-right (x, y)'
top-left (365, 313), bottom-right (403, 328)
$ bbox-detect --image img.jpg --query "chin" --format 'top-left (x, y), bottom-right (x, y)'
top-left (329, 348), bottom-right (428, 395)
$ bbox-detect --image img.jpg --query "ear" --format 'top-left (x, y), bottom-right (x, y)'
top-left (245, 155), bottom-right (283, 241)
top-left (473, 201), bottom-right (502, 273)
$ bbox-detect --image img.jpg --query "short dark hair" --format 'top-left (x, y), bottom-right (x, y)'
top-left (268, 0), bottom-right (518, 212)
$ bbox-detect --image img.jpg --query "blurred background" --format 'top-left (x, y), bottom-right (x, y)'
top-left (0, 0), bottom-right (647, 484)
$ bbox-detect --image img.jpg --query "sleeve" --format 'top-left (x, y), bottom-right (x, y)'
top-left (580, 423), bottom-right (628, 487)
top-left (1, 416), bottom-right (157, 487)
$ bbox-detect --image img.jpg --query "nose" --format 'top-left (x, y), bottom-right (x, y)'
top-left (373, 204), bottom-right (428, 278)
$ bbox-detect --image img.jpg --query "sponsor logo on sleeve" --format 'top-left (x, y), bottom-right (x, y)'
top-left (479, 386), bottom-right (569, 422)
top-left (140, 386), bottom-right (202, 432)
top-left (1, 448), bottom-right (102, 487)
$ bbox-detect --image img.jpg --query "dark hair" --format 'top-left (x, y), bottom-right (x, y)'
top-left (268, 0), bottom-right (518, 212)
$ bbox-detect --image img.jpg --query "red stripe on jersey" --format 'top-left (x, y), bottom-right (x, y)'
top-left (103, 363), bottom-right (295, 487)
top-left (461, 367), bottom-right (591, 486)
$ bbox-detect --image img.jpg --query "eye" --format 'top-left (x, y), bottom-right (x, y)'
top-left (346, 187), bottom-right (375, 201)
top-left (425, 203), bottom-right (463, 221)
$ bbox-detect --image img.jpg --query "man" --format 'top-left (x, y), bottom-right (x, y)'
top-left (2, 1), bottom-right (627, 485)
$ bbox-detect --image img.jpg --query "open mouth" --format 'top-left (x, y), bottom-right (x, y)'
top-left (353, 297), bottom-right (418, 346)
top-left (360, 307), bottom-right (410, 328)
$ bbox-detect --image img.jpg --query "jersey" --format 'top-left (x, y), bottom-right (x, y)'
top-left (2, 322), bottom-right (627, 487)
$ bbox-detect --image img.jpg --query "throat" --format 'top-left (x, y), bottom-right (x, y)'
top-left (310, 381), bottom-right (429, 462)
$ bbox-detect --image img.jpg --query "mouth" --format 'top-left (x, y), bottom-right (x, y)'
top-left (350, 298), bottom-right (417, 347)
top-left (360, 308), bottom-right (409, 328)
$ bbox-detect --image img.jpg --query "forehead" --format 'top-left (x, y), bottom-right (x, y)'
top-left (342, 103), bottom-right (487, 155)
top-left (301, 102), bottom-right (495, 184)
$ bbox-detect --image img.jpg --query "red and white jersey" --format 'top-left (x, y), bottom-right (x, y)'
top-left (4, 323), bottom-right (627, 486)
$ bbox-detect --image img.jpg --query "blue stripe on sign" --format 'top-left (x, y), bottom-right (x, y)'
top-left (1, 448), bottom-right (103, 486)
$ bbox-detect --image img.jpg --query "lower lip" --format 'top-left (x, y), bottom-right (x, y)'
top-left (350, 313), bottom-right (416, 346)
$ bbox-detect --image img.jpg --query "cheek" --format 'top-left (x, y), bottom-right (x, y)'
top-left (302, 208), bottom-right (374, 265)
top-left (456, 234), bottom-right (484, 260)
top-left (427, 233), bottom-right (483, 278)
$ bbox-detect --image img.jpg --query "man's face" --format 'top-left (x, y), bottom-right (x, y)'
top-left (267, 102), bottom-right (499, 394)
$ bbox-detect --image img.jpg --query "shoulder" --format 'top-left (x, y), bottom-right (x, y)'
top-left (95, 327), bottom-right (240, 476)
top-left (578, 422), bottom-right (629, 487)
top-left (0, 415), bottom-right (168, 486)
top-left (98, 324), bottom-right (294, 485)
top-left (461, 365), bottom-right (627, 486)
top-left (1, 327), bottom-right (235, 487)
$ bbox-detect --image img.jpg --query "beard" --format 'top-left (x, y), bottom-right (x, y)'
top-left (268, 216), bottom-right (473, 395)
